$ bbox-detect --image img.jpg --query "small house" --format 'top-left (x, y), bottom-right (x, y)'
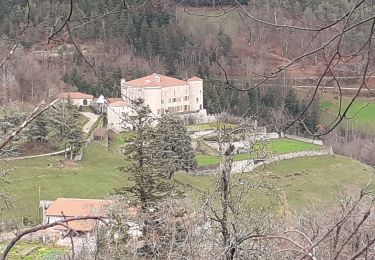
top-left (58, 92), bottom-right (94, 107)
top-left (41, 198), bottom-right (110, 236)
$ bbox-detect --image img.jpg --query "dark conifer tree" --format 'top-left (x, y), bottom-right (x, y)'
top-left (118, 99), bottom-right (171, 208)
top-left (152, 115), bottom-right (197, 179)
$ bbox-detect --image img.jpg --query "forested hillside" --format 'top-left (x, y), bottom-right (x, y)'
top-left (0, 0), bottom-right (373, 134)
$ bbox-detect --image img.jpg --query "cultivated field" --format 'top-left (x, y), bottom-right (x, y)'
top-left (0, 242), bottom-right (66, 259)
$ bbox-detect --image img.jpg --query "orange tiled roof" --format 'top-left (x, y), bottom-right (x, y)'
top-left (54, 219), bottom-right (99, 232)
top-left (126, 73), bottom-right (188, 88)
top-left (58, 92), bottom-right (94, 99)
top-left (187, 76), bottom-right (203, 81)
top-left (108, 100), bottom-right (128, 107)
top-left (46, 198), bottom-right (110, 217)
top-left (107, 98), bottom-right (124, 104)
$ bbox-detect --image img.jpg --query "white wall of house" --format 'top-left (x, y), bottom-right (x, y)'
top-left (143, 87), bottom-right (162, 115)
top-left (121, 84), bottom-right (203, 115)
top-left (45, 215), bottom-right (64, 225)
top-left (160, 85), bottom-right (190, 115)
top-left (69, 98), bottom-right (92, 107)
top-left (107, 105), bottom-right (131, 132)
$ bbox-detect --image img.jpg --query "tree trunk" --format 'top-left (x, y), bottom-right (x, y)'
top-left (221, 154), bottom-right (234, 260)
top-left (168, 170), bottom-right (175, 180)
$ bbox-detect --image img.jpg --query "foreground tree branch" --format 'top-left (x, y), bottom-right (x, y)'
top-left (0, 98), bottom-right (60, 151)
top-left (0, 216), bottom-right (106, 260)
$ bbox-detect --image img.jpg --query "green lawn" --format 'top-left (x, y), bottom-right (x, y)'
top-left (320, 97), bottom-right (375, 134)
top-left (0, 141), bottom-right (128, 225)
top-left (261, 156), bottom-right (373, 210)
top-left (270, 138), bottom-right (320, 154)
top-left (196, 138), bottom-right (321, 166)
top-left (0, 136), bottom-right (371, 224)
top-left (196, 154), bottom-right (221, 166)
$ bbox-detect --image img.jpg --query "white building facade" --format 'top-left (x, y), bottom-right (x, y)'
top-left (107, 73), bottom-right (205, 132)
top-left (106, 99), bottom-right (132, 131)
top-left (121, 74), bottom-right (204, 116)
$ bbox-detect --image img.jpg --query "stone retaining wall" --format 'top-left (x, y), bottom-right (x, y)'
top-left (195, 147), bottom-right (333, 176)
top-left (284, 134), bottom-right (324, 145)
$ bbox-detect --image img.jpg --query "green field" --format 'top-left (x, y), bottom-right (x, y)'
top-left (320, 97), bottom-right (375, 134)
top-left (261, 156), bottom-right (372, 209)
top-left (270, 138), bottom-right (320, 154)
top-left (0, 141), bottom-right (127, 224)
top-left (196, 138), bottom-right (321, 166)
top-left (179, 155), bottom-right (373, 210)
top-left (0, 136), bottom-right (371, 224)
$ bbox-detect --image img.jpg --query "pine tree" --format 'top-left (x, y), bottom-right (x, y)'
top-left (284, 89), bottom-right (300, 116)
top-left (304, 96), bottom-right (320, 134)
top-left (217, 27), bottom-right (232, 57)
top-left (152, 115), bottom-right (197, 180)
top-left (48, 98), bottom-right (85, 159)
top-left (118, 99), bottom-right (171, 208)
top-left (0, 109), bottom-right (24, 158)
top-left (24, 113), bottom-right (48, 142)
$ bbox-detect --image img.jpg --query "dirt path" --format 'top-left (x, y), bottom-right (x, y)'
top-left (80, 112), bottom-right (99, 133)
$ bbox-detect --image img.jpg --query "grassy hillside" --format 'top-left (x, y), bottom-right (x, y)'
top-left (178, 155), bottom-right (373, 211)
top-left (0, 141), bottom-right (128, 225)
top-left (0, 137), bottom-right (372, 224)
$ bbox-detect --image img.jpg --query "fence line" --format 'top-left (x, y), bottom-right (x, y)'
top-left (5, 148), bottom-right (71, 161)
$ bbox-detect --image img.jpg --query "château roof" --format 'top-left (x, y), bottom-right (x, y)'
top-left (126, 73), bottom-right (188, 88)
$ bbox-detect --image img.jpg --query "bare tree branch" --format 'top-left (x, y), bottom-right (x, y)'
top-left (0, 99), bottom-right (60, 151)
top-left (0, 216), bottom-right (106, 260)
